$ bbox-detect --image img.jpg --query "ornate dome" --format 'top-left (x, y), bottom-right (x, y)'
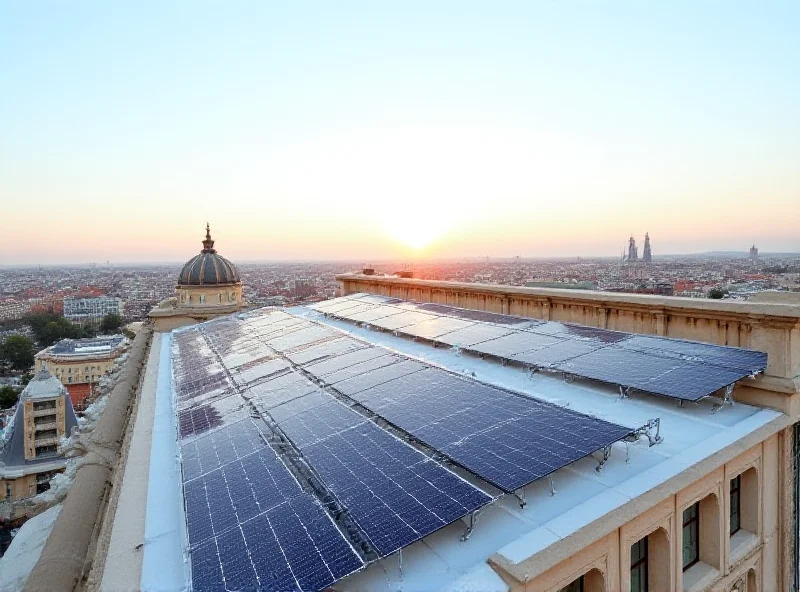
top-left (177, 224), bottom-right (241, 286)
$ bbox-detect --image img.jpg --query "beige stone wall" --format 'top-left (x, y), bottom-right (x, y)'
top-left (337, 275), bottom-right (800, 415)
top-left (491, 434), bottom-right (785, 592)
top-left (176, 284), bottom-right (242, 309)
top-left (36, 355), bottom-right (118, 386)
top-left (0, 474), bottom-right (37, 501)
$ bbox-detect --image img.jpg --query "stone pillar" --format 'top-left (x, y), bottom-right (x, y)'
top-left (597, 307), bottom-right (608, 329)
top-left (655, 313), bottom-right (667, 336)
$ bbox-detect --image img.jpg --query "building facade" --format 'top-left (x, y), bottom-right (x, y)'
top-left (63, 296), bottom-right (124, 323)
top-left (149, 224), bottom-right (244, 332)
top-left (0, 366), bottom-right (78, 501)
top-left (34, 335), bottom-right (128, 410)
top-left (335, 273), bottom-right (800, 592)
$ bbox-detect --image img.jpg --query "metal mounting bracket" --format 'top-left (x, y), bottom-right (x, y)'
top-left (563, 372), bottom-right (576, 384)
top-left (548, 475), bottom-right (556, 496)
top-left (461, 509), bottom-right (482, 541)
top-left (595, 445), bottom-right (612, 472)
top-left (512, 488), bottom-right (526, 508)
top-left (712, 384), bottom-right (736, 414)
top-left (617, 385), bottom-right (631, 401)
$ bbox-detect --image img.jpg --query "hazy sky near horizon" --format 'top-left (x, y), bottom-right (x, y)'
top-left (1, 1), bottom-right (798, 265)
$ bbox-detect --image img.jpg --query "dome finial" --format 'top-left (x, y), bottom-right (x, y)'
top-left (202, 222), bottom-right (216, 253)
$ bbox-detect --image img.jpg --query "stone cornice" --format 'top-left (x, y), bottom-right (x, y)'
top-left (337, 274), bottom-right (800, 327)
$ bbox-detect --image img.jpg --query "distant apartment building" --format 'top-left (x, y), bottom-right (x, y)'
top-left (63, 295), bottom-right (124, 323)
top-left (0, 298), bottom-right (32, 321)
top-left (0, 366), bottom-right (78, 501)
top-left (35, 335), bottom-right (128, 410)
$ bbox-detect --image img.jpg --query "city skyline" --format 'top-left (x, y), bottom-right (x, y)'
top-left (2, 2), bottom-right (799, 264)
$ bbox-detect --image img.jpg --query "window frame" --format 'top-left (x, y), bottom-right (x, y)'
top-left (630, 536), bottom-right (648, 592)
top-left (730, 474), bottom-right (741, 536)
top-left (682, 502), bottom-right (700, 571)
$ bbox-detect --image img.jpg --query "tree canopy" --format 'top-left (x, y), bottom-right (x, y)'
top-left (0, 385), bottom-right (19, 409)
top-left (707, 288), bottom-right (727, 299)
top-left (25, 313), bottom-right (91, 347)
top-left (0, 335), bottom-right (35, 372)
top-left (100, 313), bottom-right (124, 333)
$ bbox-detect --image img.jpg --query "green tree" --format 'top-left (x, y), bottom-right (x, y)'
top-left (0, 335), bottom-right (35, 371)
top-left (707, 288), bottom-right (726, 299)
top-left (0, 385), bottom-right (19, 409)
top-left (100, 313), bottom-right (124, 333)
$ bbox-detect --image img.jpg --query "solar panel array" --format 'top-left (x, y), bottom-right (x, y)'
top-left (173, 329), bottom-right (364, 592)
top-left (173, 312), bottom-right (502, 592)
top-left (311, 294), bottom-right (768, 401)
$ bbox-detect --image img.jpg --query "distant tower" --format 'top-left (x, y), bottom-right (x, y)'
top-left (749, 245), bottom-right (759, 261)
top-left (627, 235), bottom-right (638, 263)
top-left (643, 233), bottom-right (652, 264)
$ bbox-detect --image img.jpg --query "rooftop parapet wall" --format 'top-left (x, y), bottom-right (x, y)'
top-left (336, 274), bottom-right (800, 413)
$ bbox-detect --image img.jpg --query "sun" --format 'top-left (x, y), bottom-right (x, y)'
top-left (384, 214), bottom-right (448, 250)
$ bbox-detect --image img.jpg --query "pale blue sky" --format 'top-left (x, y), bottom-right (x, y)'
top-left (1, 1), bottom-right (798, 264)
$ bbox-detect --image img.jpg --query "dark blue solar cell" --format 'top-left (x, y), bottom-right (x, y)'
top-left (190, 539), bottom-right (225, 592)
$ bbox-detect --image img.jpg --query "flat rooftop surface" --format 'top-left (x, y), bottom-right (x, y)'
top-left (106, 302), bottom-right (784, 592)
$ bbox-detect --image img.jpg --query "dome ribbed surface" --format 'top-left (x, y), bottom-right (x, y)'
top-left (178, 252), bottom-right (240, 286)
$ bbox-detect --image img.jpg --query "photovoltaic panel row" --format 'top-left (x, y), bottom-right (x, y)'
top-left (309, 361), bottom-right (634, 492)
top-left (271, 391), bottom-right (492, 557)
top-left (314, 294), bottom-right (767, 401)
top-left (180, 417), bottom-right (364, 592)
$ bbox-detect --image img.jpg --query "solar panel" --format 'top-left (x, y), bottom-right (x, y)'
top-left (302, 346), bottom-right (388, 376)
top-left (618, 335), bottom-right (768, 373)
top-left (181, 419), bottom-right (364, 592)
top-left (266, 325), bottom-right (338, 352)
top-left (323, 294), bottom-right (768, 401)
top-left (340, 368), bottom-right (634, 492)
top-left (368, 311), bottom-right (438, 331)
top-left (555, 348), bottom-right (746, 401)
top-left (434, 324), bottom-right (515, 347)
top-left (285, 337), bottom-right (367, 365)
top-left (402, 316), bottom-right (476, 340)
top-left (343, 305), bottom-right (407, 323)
top-left (324, 359), bottom-right (427, 396)
top-left (275, 395), bottom-right (492, 557)
top-left (468, 332), bottom-right (564, 358)
top-left (416, 302), bottom-right (542, 327)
